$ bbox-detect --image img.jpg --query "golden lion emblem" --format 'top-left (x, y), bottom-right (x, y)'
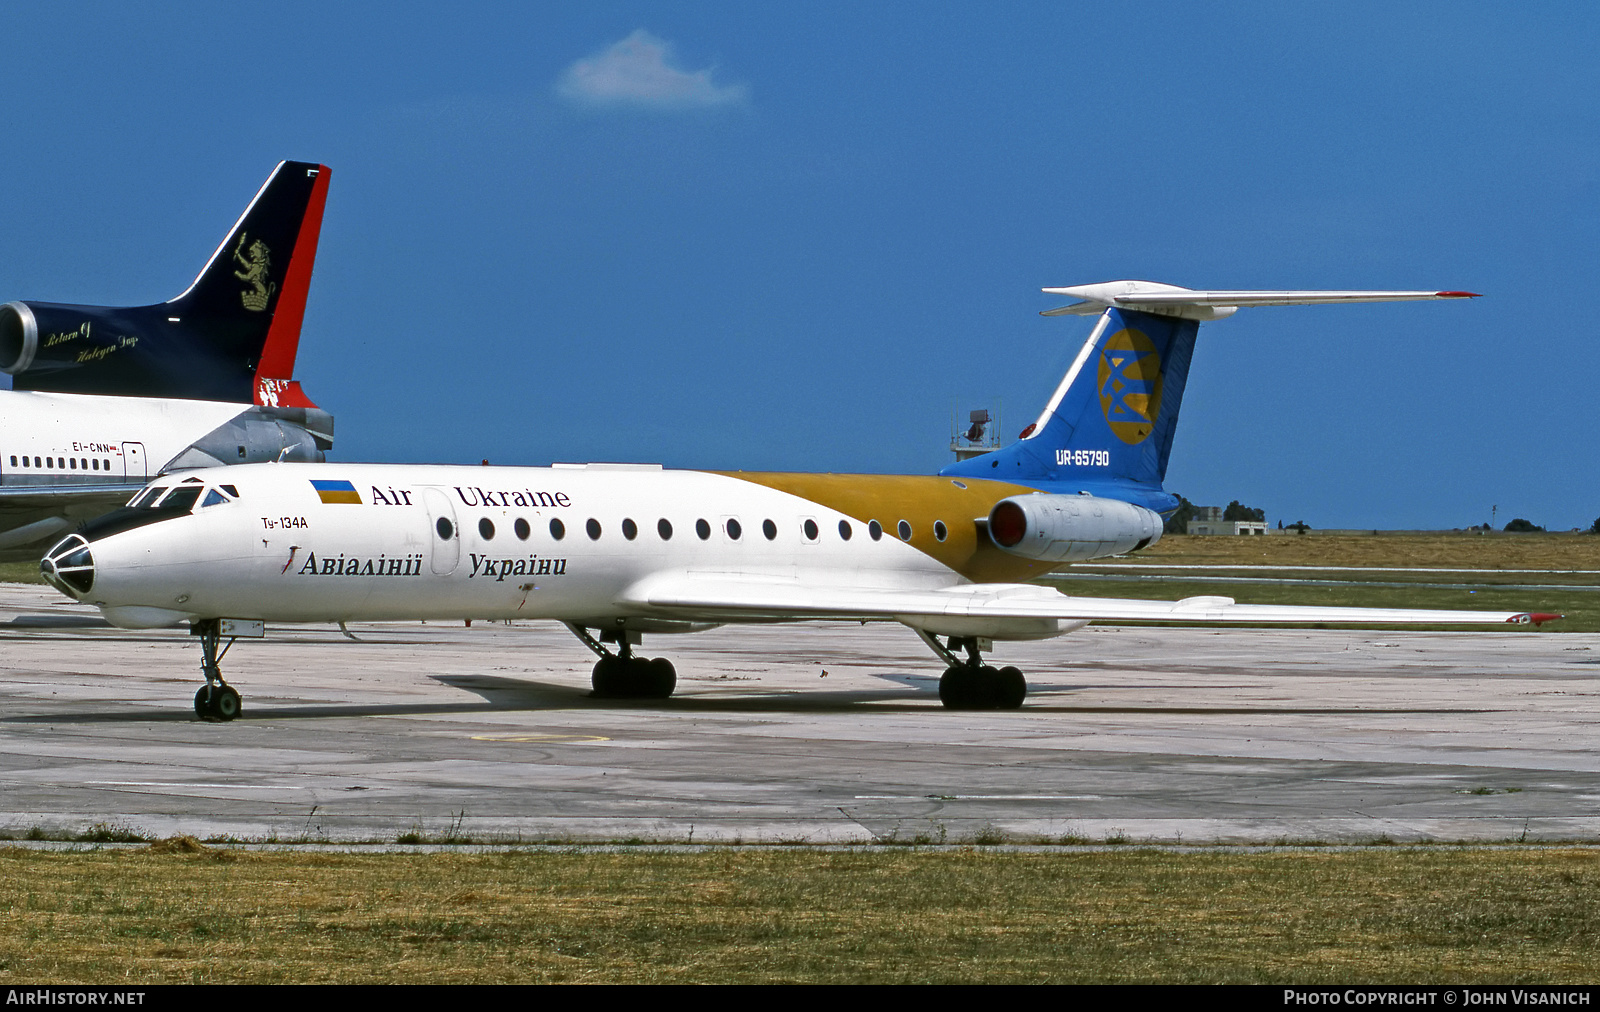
top-left (232, 232), bottom-right (276, 312)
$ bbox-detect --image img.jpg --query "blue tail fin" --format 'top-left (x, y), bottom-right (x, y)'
top-left (942, 307), bottom-right (1198, 490)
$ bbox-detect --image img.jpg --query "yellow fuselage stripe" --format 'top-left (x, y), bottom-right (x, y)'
top-left (711, 471), bottom-right (1052, 583)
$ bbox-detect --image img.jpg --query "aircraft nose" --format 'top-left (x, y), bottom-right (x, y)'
top-left (41, 534), bottom-right (95, 597)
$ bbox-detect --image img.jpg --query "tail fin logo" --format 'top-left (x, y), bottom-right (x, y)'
top-left (232, 233), bottom-right (276, 312)
top-left (1097, 328), bottom-right (1162, 445)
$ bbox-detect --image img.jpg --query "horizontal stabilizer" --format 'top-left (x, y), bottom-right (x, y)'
top-left (1041, 281), bottom-right (1480, 321)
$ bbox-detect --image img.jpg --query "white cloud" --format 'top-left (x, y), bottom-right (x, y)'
top-left (557, 30), bottom-right (748, 111)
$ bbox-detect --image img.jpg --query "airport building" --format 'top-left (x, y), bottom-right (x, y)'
top-left (1186, 506), bottom-right (1268, 536)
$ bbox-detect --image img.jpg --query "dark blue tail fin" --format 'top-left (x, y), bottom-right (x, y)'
top-left (0, 160), bottom-right (330, 406)
top-left (942, 307), bottom-right (1198, 489)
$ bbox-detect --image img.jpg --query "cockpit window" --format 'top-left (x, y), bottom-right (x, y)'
top-left (200, 489), bottom-right (228, 508)
top-left (220, 485), bottom-right (239, 498)
top-left (156, 486), bottom-right (203, 512)
top-left (131, 486), bottom-right (169, 508)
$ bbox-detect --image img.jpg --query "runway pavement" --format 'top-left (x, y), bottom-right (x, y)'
top-left (1, 582), bottom-right (1597, 845)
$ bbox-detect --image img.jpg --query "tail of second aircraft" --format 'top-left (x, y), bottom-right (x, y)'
top-left (944, 305), bottom-right (1198, 493)
top-left (0, 161), bottom-right (330, 411)
top-left (941, 280), bottom-right (1479, 501)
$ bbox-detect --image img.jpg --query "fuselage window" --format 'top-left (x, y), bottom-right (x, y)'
top-left (838, 520), bottom-right (852, 541)
top-left (933, 520), bottom-right (948, 542)
top-left (8, 456), bottom-right (14, 467)
top-left (803, 519), bottom-right (819, 541)
top-left (436, 517), bottom-right (454, 541)
top-left (550, 518), bottom-right (566, 540)
top-left (479, 518), bottom-right (495, 540)
top-left (658, 518), bottom-right (673, 540)
top-left (586, 518), bottom-right (602, 540)
top-left (898, 520), bottom-right (913, 541)
top-left (33, 457), bottom-right (40, 468)
top-left (762, 519), bottom-right (777, 540)
top-left (514, 518), bottom-right (530, 540)
top-left (622, 518), bottom-right (638, 541)
top-left (91, 459), bottom-right (98, 471)
top-left (103, 459), bottom-right (110, 471)
top-left (80, 458), bottom-right (87, 469)
top-left (696, 519), bottom-right (711, 540)
top-left (868, 519), bottom-right (883, 541)
top-left (68, 458), bottom-right (75, 469)
top-left (726, 518), bottom-right (742, 540)
top-left (46, 458), bottom-right (53, 469)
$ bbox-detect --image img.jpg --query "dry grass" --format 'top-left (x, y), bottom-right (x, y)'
top-left (2, 846), bottom-right (1599, 983)
top-left (1139, 533), bottom-right (1600, 571)
top-left (1049, 534), bottom-right (1600, 631)
top-left (0, 561), bottom-right (44, 584)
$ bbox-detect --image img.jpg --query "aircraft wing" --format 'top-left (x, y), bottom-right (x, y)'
top-left (619, 573), bottom-right (1556, 627)
top-left (0, 483), bottom-right (143, 559)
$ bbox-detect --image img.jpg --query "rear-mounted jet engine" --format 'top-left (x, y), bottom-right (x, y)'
top-left (986, 493), bottom-right (1163, 562)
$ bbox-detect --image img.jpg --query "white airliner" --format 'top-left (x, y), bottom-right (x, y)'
top-left (0, 161), bottom-right (334, 560)
top-left (39, 283), bottom-right (1556, 720)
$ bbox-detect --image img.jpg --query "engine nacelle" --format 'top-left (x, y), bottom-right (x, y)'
top-left (0, 300), bottom-right (88, 375)
top-left (987, 493), bottom-right (1163, 563)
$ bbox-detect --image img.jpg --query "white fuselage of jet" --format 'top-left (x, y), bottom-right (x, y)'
top-left (53, 460), bottom-right (1542, 643)
top-left (70, 462), bottom-right (1067, 638)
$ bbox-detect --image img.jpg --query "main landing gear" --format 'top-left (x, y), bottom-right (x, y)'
top-left (916, 631), bottom-right (1027, 710)
top-left (566, 624), bottom-right (676, 700)
top-left (191, 619), bottom-right (243, 721)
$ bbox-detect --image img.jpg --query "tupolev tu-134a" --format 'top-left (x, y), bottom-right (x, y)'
top-left (40, 282), bottom-right (1558, 720)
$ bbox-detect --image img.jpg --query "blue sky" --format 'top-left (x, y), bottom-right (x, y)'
top-left (1, 3), bottom-right (1595, 529)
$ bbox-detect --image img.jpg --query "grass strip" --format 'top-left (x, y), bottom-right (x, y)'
top-left (2, 845), bottom-right (1599, 983)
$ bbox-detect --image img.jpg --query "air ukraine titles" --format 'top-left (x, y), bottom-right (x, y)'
top-left (369, 485), bottom-right (574, 509)
top-left (315, 482), bottom-right (575, 511)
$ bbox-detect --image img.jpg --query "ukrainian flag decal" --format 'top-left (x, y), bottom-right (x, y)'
top-left (311, 479), bottom-right (362, 504)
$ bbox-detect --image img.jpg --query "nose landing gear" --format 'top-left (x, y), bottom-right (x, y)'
top-left (916, 631), bottom-right (1027, 710)
top-left (191, 619), bottom-right (243, 721)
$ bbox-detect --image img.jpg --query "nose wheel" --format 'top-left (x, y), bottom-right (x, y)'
top-left (195, 684), bottom-right (242, 720)
top-left (191, 619), bottom-right (243, 721)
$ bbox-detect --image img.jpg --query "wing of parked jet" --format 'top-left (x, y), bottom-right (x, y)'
top-left (619, 572), bottom-right (1556, 631)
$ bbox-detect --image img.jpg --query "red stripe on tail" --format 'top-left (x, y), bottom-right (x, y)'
top-left (254, 164), bottom-right (330, 404)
